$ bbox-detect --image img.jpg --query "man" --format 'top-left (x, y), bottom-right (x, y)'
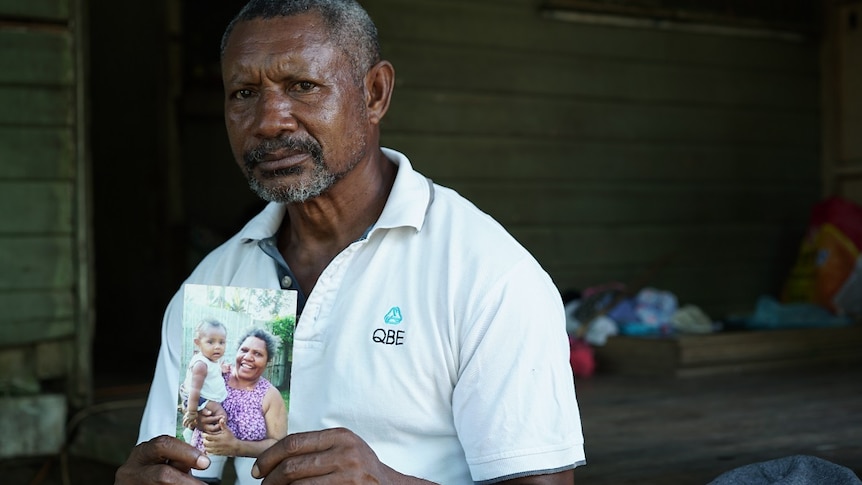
top-left (115, 0), bottom-right (585, 483)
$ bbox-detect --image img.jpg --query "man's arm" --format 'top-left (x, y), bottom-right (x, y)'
top-left (250, 429), bottom-right (575, 485)
top-left (251, 428), bottom-right (436, 484)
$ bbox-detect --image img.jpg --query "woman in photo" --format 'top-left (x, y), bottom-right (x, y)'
top-left (191, 327), bottom-right (288, 484)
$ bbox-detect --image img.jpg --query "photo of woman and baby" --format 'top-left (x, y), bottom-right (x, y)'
top-left (177, 284), bottom-right (296, 484)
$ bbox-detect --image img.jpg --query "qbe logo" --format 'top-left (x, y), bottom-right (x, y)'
top-left (373, 306), bottom-right (405, 345)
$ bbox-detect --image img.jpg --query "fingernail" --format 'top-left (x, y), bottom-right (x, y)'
top-left (251, 463), bottom-right (261, 478)
top-left (197, 455), bottom-right (211, 469)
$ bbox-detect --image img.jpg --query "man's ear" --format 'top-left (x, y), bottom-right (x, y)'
top-left (365, 60), bottom-right (395, 125)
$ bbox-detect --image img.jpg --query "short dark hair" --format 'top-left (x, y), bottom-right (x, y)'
top-left (220, 0), bottom-right (381, 82)
top-left (237, 327), bottom-right (279, 363)
top-left (195, 318), bottom-right (227, 337)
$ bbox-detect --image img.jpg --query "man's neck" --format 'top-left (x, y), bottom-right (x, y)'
top-left (277, 151), bottom-right (397, 295)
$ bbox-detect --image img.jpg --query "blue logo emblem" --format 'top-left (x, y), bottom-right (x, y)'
top-left (384, 307), bottom-right (403, 325)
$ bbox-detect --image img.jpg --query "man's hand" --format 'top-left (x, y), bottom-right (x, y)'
top-left (114, 435), bottom-right (211, 484)
top-left (252, 427), bottom-right (433, 484)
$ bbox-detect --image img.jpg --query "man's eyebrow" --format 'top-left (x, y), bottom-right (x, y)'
top-left (225, 63), bottom-right (261, 83)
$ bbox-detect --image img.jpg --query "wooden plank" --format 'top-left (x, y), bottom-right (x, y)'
top-left (0, 316), bottom-right (75, 345)
top-left (36, 338), bottom-right (72, 379)
top-left (510, 224), bottom-right (807, 266)
top-left (593, 336), bottom-right (679, 375)
top-left (184, 88), bottom-right (820, 146)
top-left (0, 126), bottom-right (74, 178)
top-left (674, 353), bottom-right (862, 377)
top-left (383, 90), bottom-right (820, 145)
top-left (383, 41), bottom-right (819, 110)
top-left (839, 3), bottom-right (862, 162)
top-left (677, 326), bottom-right (862, 365)
top-left (538, 0), bottom-right (818, 33)
top-left (0, 394), bottom-right (66, 458)
top-left (0, 0), bottom-right (68, 21)
top-left (0, 236), bottom-right (74, 289)
top-left (595, 326), bottom-right (862, 377)
top-left (457, 183), bottom-right (818, 226)
top-left (0, 86), bottom-right (73, 126)
top-left (0, 346), bottom-right (39, 393)
top-left (0, 29), bottom-right (73, 85)
top-left (0, 182), bottom-right (73, 234)
top-left (364, 0), bottom-right (820, 72)
top-left (0, 290), bottom-right (74, 326)
top-left (381, 135), bottom-right (821, 182)
top-left (0, 339), bottom-right (75, 381)
top-left (840, 179), bottom-right (862, 207)
top-left (70, 0), bottom-right (91, 408)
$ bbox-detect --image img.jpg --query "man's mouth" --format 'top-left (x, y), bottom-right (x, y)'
top-left (254, 150), bottom-right (310, 173)
top-left (245, 136), bottom-right (322, 173)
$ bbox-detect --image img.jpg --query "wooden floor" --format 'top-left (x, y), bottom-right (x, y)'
top-left (572, 365), bottom-right (862, 484)
top-left (3, 365), bottom-right (861, 484)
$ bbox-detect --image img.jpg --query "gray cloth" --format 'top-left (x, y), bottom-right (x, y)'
top-left (708, 455), bottom-right (861, 485)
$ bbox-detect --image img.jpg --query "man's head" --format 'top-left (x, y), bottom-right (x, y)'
top-left (221, 0), bottom-right (381, 85)
top-left (220, 0), bottom-right (393, 204)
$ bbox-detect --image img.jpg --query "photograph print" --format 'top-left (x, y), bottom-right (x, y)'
top-left (176, 283), bottom-right (297, 453)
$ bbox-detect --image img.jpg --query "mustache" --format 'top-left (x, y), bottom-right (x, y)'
top-left (244, 136), bottom-right (323, 167)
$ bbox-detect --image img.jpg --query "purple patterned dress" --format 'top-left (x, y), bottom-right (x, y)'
top-left (192, 372), bottom-right (272, 452)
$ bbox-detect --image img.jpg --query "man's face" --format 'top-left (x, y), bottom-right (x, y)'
top-left (221, 14), bottom-right (370, 203)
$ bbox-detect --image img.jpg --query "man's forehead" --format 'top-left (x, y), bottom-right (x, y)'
top-left (225, 16), bottom-right (332, 59)
top-left (230, 13), bottom-right (327, 44)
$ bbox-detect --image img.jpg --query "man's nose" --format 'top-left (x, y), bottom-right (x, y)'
top-left (256, 90), bottom-right (299, 139)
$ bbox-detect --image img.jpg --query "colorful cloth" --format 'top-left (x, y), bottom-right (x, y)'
top-left (192, 373), bottom-right (271, 451)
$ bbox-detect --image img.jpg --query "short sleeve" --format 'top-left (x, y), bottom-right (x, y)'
top-left (452, 257), bottom-right (586, 483)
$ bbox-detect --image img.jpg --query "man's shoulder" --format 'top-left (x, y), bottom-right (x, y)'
top-left (427, 183), bottom-right (520, 244)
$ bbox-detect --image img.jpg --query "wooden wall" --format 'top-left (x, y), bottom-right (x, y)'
top-left (179, 0), bottom-right (822, 319)
top-left (0, 0), bottom-right (91, 456)
top-left (822, 0), bottom-right (862, 205)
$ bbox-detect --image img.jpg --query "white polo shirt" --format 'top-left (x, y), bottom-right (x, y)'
top-left (138, 148), bottom-right (585, 484)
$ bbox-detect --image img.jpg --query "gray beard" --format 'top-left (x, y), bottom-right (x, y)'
top-left (244, 135), bottom-right (334, 203)
top-left (247, 159), bottom-right (338, 204)
top-left (243, 132), bottom-right (366, 204)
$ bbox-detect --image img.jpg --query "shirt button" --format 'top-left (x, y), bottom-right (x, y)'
top-left (281, 275), bottom-right (293, 288)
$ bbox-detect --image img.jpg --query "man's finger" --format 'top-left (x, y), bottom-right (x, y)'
top-left (116, 436), bottom-right (212, 484)
top-left (253, 429), bottom-right (343, 478)
top-left (134, 435), bottom-right (211, 471)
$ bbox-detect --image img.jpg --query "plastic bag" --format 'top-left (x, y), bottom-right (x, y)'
top-left (781, 197), bottom-right (862, 312)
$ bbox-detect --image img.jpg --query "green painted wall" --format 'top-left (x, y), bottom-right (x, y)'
top-left (0, 0), bottom-right (89, 455)
top-left (0, 2), bottom-right (79, 347)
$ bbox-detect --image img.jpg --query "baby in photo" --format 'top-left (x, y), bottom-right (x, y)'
top-left (180, 319), bottom-right (229, 435)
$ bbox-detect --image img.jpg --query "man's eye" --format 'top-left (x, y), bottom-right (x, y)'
top-left (294, 81), bottom-right (315, 92)
top-left (232, 89), bottom-right (254, 100)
